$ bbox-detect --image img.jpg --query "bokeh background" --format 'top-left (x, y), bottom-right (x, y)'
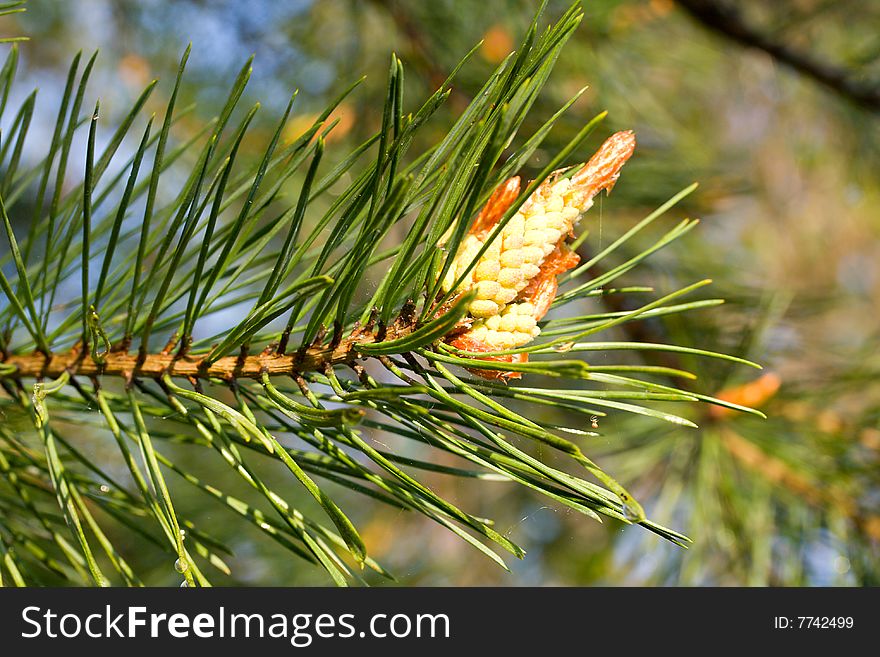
top-left (3, 0), bottom-right (878, 585)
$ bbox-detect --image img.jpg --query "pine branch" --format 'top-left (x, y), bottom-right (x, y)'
top-left (0, 314), bottom-right (419, 381)
top-left (0, 1), bottom-right (763, 586)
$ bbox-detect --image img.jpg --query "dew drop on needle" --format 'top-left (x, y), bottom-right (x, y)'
top-left (622, 502), bottom-right (641, 522)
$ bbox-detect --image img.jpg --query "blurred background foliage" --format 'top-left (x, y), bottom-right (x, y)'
top-left (3, 0), bottom-right (878, 585)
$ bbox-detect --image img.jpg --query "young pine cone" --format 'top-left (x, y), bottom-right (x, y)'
top-left (440, 130), bottom-right (636, 379)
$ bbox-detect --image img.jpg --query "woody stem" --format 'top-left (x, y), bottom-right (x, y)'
top-left (0, 324), bottom-right (415, 382)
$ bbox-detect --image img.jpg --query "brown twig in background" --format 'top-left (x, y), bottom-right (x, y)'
top-left (721, 427), bottom-right (880, 541)
top-left (676, 0), bottom-right (880, 113)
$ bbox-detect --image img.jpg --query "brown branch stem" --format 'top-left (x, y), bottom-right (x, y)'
top-left (0, 323), bottom-right (413, 382)
top-left (676, 0), bottom-right (880, 113)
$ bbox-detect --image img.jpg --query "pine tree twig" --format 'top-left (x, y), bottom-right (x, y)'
top-left (0, 0), bottom-right (789, 584)
top-left (0, 323), bottom-right (415, 382)
top-left (676, 0), bottom-right (880, 113)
